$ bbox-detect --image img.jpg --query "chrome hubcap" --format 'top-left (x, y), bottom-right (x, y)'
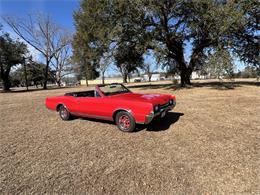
top-left (119, 115), bottom-right (130, 130)
top-left (60, 108), bottom-right (68, 119)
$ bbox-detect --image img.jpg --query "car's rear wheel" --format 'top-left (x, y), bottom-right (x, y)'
top-left (115, 111), bottom-right (136, 132)
top-left (59, 105), bottom-right (71, 120)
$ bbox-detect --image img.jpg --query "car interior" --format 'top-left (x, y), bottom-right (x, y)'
top-left (64, 90), bottom-right (101, 97)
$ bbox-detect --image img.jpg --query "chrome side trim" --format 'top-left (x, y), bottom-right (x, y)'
top-left (112, 108), bottom-right (132, 114)
top-left (71, 112), bottom-right (113, 121)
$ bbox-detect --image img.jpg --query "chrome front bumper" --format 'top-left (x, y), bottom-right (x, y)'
top-left (145, 101), bottom-right (176, 124)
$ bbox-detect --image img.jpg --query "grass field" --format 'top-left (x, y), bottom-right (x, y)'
top-left (0, 80), bottom-right (259, 194)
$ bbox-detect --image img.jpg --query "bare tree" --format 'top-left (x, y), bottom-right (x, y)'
top-left (3, 13), bottom-right (70, 89)
top-left (143, 63), bottom-right (154, 82)
top-left (50, 43), bottom-right (73, 87)
top-left (99, 52), bottom-right (112, 84)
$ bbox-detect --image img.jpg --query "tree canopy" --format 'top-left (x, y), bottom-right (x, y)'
top-left (4, 13), bottom-right (72, 89)
top-left (0, 29), bottom-right (28, 91)
top-left (73, 0), bottom-right (259, 85)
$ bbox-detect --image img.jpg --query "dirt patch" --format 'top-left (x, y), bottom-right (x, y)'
top-left (0, 83), bottom-right (259, 194)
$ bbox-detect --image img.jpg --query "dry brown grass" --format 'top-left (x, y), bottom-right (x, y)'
top-left (0, 81), bottom-right (260, 194)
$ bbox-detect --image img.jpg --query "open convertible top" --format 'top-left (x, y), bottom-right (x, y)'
top-left (64, 90), bottom-right (96, 97)
top-left (64, 83), bottom-right (130, 97)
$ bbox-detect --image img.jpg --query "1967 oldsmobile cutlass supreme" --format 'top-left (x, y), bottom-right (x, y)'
top-left (45, 83), bottom-right (176, 132)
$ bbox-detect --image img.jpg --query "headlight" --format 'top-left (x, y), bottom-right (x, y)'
top-left (169, 99), bottom-right (173, 105)
top-left (154, 105), bottom-right (160, 112)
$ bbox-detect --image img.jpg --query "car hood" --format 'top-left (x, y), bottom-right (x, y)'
top-left (110, 92), bottom-right (171, 105)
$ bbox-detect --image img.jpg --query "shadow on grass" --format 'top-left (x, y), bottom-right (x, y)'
top-left (128, 83), bottom-right (173, 90)
top-left (128, 80), bottom-right (260, 91)
top-left (136, 112), bottom-right (184, 132)
top-left (191, 81), bottom-right (260, 90)
top-left (2, 80), bottom-right (258, 93)
top-left (0, 86), bottom-right (77, 93)
top-left (71, 112), bottom-right (184, 132)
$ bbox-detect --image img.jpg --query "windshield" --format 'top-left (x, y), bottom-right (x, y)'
top-left (98, 84), bottom-right (131, 96)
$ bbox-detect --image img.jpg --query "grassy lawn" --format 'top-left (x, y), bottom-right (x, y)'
top-left (0, 81), bottom-right (259, 194)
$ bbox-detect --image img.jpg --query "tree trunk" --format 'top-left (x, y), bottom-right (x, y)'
top-left (166, 41), bottom-right (191, 86)
top-left (2, 76), bottom-right (11, 91)
top-left (23, 62), bottom-right (28, 91)
top-left (148, 74), bottom-right (152, 82)
top-left (102, 71), bottom-right (105, 84)
top-left (57, 80), bottom-right (61, 87)
top-left (43, 78), bottom-right (47, 89)
top-left (56, 72), bottom-right (61, 87)
top-left (180, 67), bottom-right (192, 87)
top-left (43, 60), bottom-right (49, 89)
top-left (256, 66), bottom-right (260, 81)
top-left (123, 74), bottom-right (127, 83)
top-left (180, 70), bottom-right (186, 87)
top-left (128, 74), bottom-right (130, 83)
top-left (186, 68), bottom-right (192, 85)
top-left (34, 81), bottom-right (38, 88)
top-left (1, 67), bottom-right (11, 91)
top-left (85, 78), bottom-right (89, 86)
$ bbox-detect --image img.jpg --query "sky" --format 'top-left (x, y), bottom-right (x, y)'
top-left (0, 0), bottom-right (245, 75)
top-left (0, 0), bottom-right (80, 69)
top-left (0, 0), bottom-right (79, 31)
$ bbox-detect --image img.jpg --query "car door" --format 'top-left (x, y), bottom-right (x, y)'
top-left (75, 92), bottom-right (112, 120)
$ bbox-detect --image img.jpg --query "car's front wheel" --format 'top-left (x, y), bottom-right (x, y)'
top-left (115, 111), bottom-right (136, 132)
top-left (59, 105), bottom-right (71, 120)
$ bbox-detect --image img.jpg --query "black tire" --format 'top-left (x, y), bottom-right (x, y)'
top-left (115, 111), bottom-right (136, 132)
top-left (59, 105), bottom-right (71, 120)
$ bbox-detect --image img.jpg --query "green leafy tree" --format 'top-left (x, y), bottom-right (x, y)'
top-left (73, 0), bottom-right (149, 83)
top-left (23, 62), bottom-right (46, 87)
top-left (72, 38), bottom-right (100, 86)
top-left (114, 43), bottom-right (144, 83)
top-left (73, 0), bottom-right (258, 86)
top-left (145, 0), bottom-right (245, 86)
top-left (72, 0), bottom-right (112, 85)
top-left (205, 48), bottom-right (235, 80)
top-left (231, 0), bottom-right (260, 79)
top-left (0, 29), bottom-right (28, 91)
top-left (112, 0), bottom-right (148, 82)
top-left (241, 66), bottom-right (258, 78)
top-left (11, 61), bottom-right (53, 88)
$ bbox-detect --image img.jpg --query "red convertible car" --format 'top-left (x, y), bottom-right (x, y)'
top-left (45, 83), bottom-right (176, 132)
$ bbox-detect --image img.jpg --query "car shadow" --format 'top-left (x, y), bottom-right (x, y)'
top-left (72, 112), bottom-right (184, 132)
top-left (136, 112), bottom-right (184, 132)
